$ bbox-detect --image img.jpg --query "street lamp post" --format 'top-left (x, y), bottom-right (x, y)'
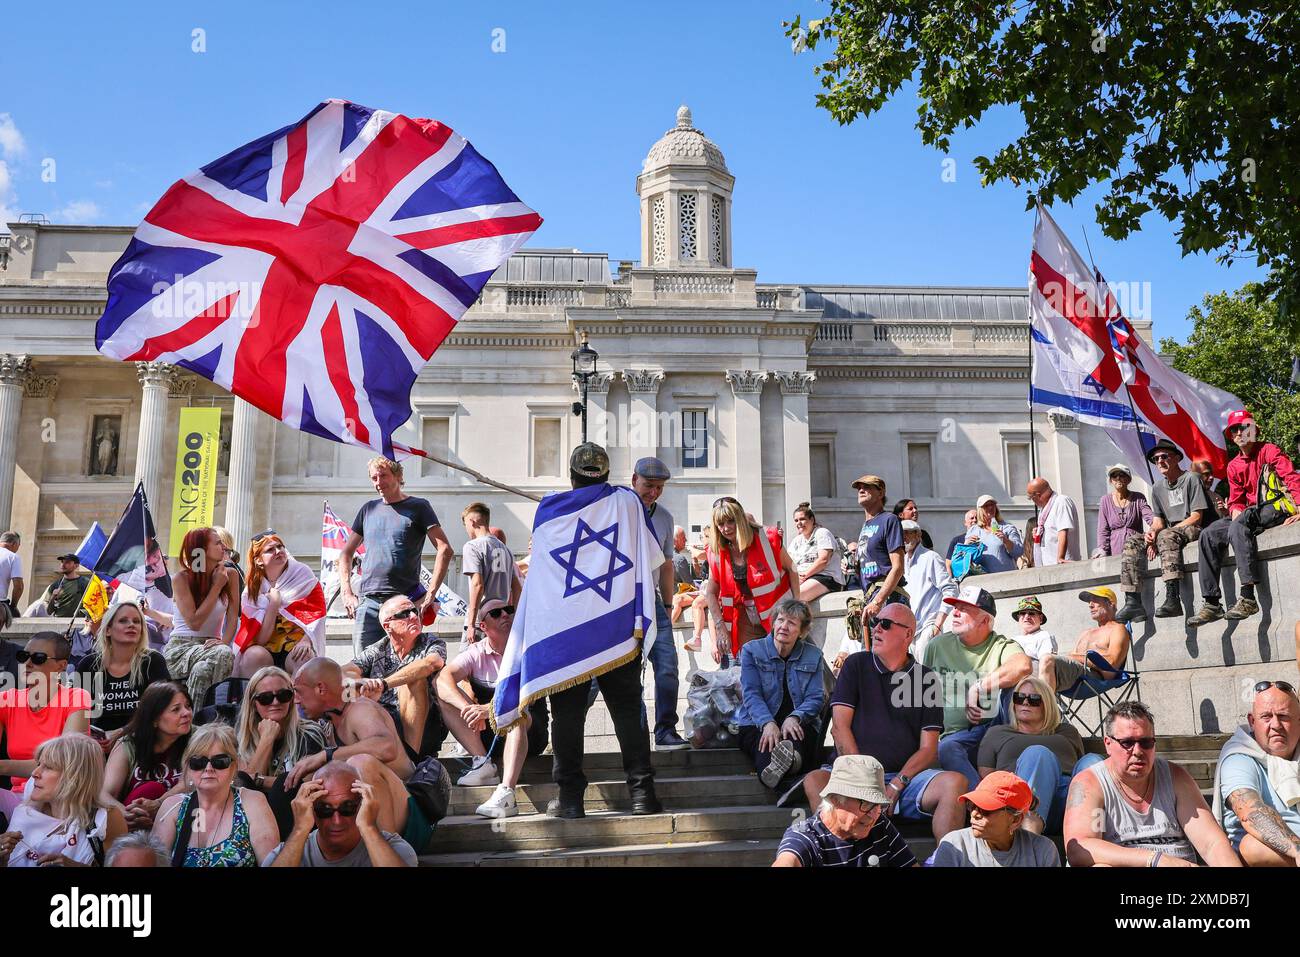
top-left (570, 331), bottom-right (599, 443)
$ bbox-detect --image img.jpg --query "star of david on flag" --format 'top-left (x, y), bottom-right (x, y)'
top-left (492, 483), bottom-right (663, 732)
top-left (95, 99), bottom-right (541, 460)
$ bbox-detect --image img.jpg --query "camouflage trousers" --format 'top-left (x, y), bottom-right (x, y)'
top-left (844, 580), bottom-right (911, 650)
top-left (163, 635), bottom-right (235, 707)
top-left (1119, 525), bottom-right (1201, 590)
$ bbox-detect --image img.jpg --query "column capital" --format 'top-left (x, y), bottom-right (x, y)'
top-left (725, 369), bottom-right (768, 394)
top-left (621, 368), bottom-right (664, 394)
top-left (773, 370), bottom-right (815, 396)
top-left (0, 354), bottom-right (32, 388)
top-left (574, 371), bottom-right (616, 395)
top-left (167, 372), bottom-right (199, 400)
top-left (23, 373), bottom-right (58, 399)
top-left (135, 360), bottom-right (176, 387)
top-left (1047, 411), bottom-right (1079, 431)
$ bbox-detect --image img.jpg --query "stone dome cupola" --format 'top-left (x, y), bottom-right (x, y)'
top-left (637, 105), bottom-right (735, 269)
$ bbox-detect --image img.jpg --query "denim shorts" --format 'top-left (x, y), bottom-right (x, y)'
top-left (816, 763), bottom-right (942, 821)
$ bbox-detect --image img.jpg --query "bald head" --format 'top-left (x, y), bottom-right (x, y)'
top-left (296, 656), bottom-right (342, 690)
top-left (1249, 685), bottom-right (1300, 758)
top-left (315, 760), bottom-right (361, 788)
top-left (876, 602), bottom-right (916, 631)
top-left (1026, 478), bottom-right (1051, 497)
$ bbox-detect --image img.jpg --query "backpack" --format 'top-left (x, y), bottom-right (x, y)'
top-left (196, 677), bottom-right (249, 726)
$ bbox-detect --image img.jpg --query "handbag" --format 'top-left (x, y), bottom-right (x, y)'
top-left (404, 756), bottom-right (451, 825)
top-left (1239, 463), bottom-right (1295, 534)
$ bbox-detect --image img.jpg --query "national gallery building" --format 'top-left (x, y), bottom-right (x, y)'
top-left (0, 106), bottom-right (1143, 576)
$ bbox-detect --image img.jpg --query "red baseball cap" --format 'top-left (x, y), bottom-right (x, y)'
top-left (1226, 409), bottom-right (1255, 430)
top-left (959, 771), bottom-right (1033, 813)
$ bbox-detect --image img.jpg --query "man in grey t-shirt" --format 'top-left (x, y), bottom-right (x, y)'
top-left (266, 763), bottom-right (417, 867)
top-left (460, 502), bottom-right (521, 640)
top-left (932, 771), bottom-right (1060, 867)
top-left (1142, 440), bottom-right (1211, 619)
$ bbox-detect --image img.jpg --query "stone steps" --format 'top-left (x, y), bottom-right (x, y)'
top-left (449, 773), bottom-right (773, 815)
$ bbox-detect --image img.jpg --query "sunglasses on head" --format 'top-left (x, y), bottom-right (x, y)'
top-left (314, 799), bottom-right (361, 819)
top-left (1108, 736), bottom-right (1156, 752)
top-left (252, 688), bottom-right (295, 706)
top-left (16, 650), bottom-right (56, 665)
top-left (187, 753), bottom-right (234, 771)
top-left (252, 529), bottom-right (278, 542)
top-left (1012, 692), bottom-right (1044, 706)
top-left (712, 497), bottom-right (740, 510)
top-left (1255, 680), bottom-right (1297, 695)
top-left (383, 606), bottom-right (419, 623)
top-left (486, 604), bottom-right (516, 620)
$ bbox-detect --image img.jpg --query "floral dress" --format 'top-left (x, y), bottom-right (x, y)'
top-left (174, 789), bottom-right (258, 867)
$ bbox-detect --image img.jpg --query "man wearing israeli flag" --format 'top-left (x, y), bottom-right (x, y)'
top-left (491, 442), bottom-right (664, 819)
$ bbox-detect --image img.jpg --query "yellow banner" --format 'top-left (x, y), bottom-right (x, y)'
top-left (81, 574), bottom-right (109, 622)
top-left (168, 407), bottom-right (222, 556)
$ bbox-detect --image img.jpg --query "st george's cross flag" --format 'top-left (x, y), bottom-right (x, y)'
top-left (491, 483), bottom-right (663, 732)
top-left (1029, 205), bottom-right (1241, 476)
top-left (95, 99), bottom-right (541, 460)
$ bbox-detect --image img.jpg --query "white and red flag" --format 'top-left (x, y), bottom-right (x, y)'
top-left (234, 557), bottom-right (328, 656)
top-left (96, 99), bottom-right (541, 460)
top-left (1029, 205), bottom-right (1241, 476)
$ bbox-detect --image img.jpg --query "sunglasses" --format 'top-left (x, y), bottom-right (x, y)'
top-left (1108, 736), bottom-right (1156, 752)
top-left (252, 528), bottom-right (278, 541)
top-left (187, 753), bottom-right (234, 771)
top-left (313, 799), bottom-right (361, 819)
top-left (1012, 692), bottom-right (1044, 706)
top-left (252, 688), bottom-right (295, 706)
top-left (16, 650), bottom-right (58, 665)
top-left (1227, 424), bottom-right (1250, 434)
top-left (486, 605), bottom-right (516, 619)
top-left (383, 606), bottom-right (419, 623)
top-left (1255, 680), bottom-right (1297, 695)
top-left (1151, 454), bottom-right (1176, 462)
top-left (873, 618), bottom-right (909, 633)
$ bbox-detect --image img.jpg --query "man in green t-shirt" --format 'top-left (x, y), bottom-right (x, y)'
top-left (922, 585), bottom-right (1031, 789)
top-left (37, 554), bottom-right (90, 618)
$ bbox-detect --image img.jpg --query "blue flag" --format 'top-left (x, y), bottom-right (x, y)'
top-left (492, 483), bottom-right (663, 732)
top-left (73, 522), bottom-right (108, 569)
top-left (93, 483), bottom-right (172, 598)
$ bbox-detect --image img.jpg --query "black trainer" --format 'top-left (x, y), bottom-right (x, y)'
top-left (546, 798), bottom-right (585, 819)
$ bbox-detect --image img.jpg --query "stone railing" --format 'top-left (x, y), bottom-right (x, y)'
top-left (814, 321), bottom-right (853, 342)
top-left (872, 322), bottom-right (952, 343)
top-left (505, 285), bottom-right (584, 307)
top-left (605, 287), bottom-right (631, 308)
top-left (654, 273), bottom-right (734, 294)
top-left (755, 288), bottom-right (778, 309)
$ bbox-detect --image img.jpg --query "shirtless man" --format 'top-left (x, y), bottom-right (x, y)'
top-left (287, 657), bottom-right (425, 846)
top-left (1040, 587), bottom-right (1131, 694)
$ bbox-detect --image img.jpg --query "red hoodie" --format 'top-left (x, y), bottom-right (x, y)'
top-left (1226, 442), bottom-right (1300, 514)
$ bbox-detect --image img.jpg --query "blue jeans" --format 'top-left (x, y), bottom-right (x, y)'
top-left (640, 598), bottom-right (680, 740)
top-left (1014, 746), bottom-right (1105, 832)
top-left (351, 595), bottom-right (390, 658)
top-left (938, 723), bottom-right (992, 791)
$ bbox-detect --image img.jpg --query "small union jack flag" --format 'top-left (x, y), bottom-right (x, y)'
top-left (96, 99), bottom-right (542, 458)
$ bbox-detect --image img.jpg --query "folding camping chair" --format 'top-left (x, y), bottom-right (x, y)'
top-left (1056, 631), bottom-right (1142, 739)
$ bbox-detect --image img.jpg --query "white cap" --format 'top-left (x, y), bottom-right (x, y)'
top-left (1106, 463), bottom-right (1132, 479)
top-left (976, 494), bottom-right (996, 508)
top-left (900, 519), bottom-right (921, 533)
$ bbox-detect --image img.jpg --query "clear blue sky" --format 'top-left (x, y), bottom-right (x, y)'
top-left (2, 0), bottom-right (1263, 344)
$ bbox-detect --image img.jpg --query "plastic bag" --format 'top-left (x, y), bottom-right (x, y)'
top-left (684, 666), bottom-right (743, 749)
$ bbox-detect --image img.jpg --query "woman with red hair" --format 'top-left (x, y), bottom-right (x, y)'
top-left (162, 527), bottom-right (239, 707)
top-left (233, 531), bottom-right (326, 678)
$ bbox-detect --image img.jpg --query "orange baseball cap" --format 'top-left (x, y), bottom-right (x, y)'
top-left (959, 771), bottom-right (1033, 813)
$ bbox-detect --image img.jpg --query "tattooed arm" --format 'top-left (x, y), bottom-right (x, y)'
top-left (1226, 788), bottom-right (1300, 866)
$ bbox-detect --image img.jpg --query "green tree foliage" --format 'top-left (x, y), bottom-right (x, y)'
top-left (786, 2), bottom-right (1300, 337)
top-left (1160, 284), bottom-right (1300, 451)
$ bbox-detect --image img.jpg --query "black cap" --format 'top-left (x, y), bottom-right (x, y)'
top-left (569, 442), bottom-right (610, 478)
top-left (1145, 438), bottom-right (1184, 464)
top-left (57, 553), bottom-right (80, 563)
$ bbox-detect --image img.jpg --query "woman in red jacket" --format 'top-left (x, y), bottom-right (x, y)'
top-left (702, 498), bottom-right (801, 665)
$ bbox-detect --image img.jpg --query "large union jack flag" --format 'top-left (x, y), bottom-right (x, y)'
top-left (96, 99), bottom-right (542, 458)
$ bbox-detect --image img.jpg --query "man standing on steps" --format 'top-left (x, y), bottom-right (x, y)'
top-left (337, 457), bottom-right (455, 657)
top-left (1125, 439), bottom-right (1211, 622)
top-left (1188, 410), bottom-right (1300, 626)
top-left (630, 456), bottom-right (689, 752)
top-left (491, 443), bottom-right (663, 820)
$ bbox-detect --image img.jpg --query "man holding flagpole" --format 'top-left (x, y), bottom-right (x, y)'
top-left (492, 442), bottom-right (664, 819)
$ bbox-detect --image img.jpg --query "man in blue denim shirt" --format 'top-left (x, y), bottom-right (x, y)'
top-left (736, 598), bottom-right (826, 791)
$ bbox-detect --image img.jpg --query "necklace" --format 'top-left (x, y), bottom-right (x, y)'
top-left (197, 789), bottom-right (232, 849)
top-left (1115, 770), bottom-right (1154, 807)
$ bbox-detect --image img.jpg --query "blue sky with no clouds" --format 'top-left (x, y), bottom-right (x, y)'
top-left (0, 0), bottom-right (1264, 343)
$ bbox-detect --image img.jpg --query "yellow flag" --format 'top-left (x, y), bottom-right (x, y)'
top-left (168, 407), bottom-right (222, 556)
top-left (81, 574), bottom-right (109, 622)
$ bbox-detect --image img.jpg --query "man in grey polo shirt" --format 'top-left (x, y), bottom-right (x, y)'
top-left (630, 456), bottom-right (689, 751)
top-left (1140, 439), bottom-right (1211, 620)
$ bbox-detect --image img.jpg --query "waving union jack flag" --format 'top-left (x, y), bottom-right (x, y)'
top-left (96, 99), bottom-right (542, 458)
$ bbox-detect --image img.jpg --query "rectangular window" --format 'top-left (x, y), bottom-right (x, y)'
top-left (907, 442), bottom-right (934, 499)
top-left (810, 442), bottom-right (833, 499)
top-left (682, 408), bottom-right (708, 469)
top-left (532, 417), bottom-right (562, 477)
top-left (1007, 442), bottom-right (1031, 496)
top-left (421, 417), bottom-right (450, 478)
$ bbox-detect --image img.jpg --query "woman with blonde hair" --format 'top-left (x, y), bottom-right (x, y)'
top-left (152, 722), bottom-right (278, 867)
top-left (976, 675), bottom-right (1101, 833)
top-left (235, 666), bottom-right (326, 837)
top-left (702, 497), bottom-right (800, 665)
top-left (233, 530), bottom-right (326, 678)
top-left (0, 733), bottom-right (127, 867)
top-left (74, 600), bottom-right (171, 736)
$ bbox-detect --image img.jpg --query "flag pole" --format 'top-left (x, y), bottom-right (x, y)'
top-left (1028, 201), bottom-right (1041, 531)
top-left (413, 451), bottom-right (542, 503)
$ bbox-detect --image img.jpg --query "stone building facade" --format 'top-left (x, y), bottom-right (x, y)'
top-left (0, 106), bottom-right (1149, 578)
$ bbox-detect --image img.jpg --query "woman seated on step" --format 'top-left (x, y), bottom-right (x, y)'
top-left (736, 598), bottom-right (826, 795)
top-left (102, 681), bottom-right (194, 832)
top-left (164, 527), bottom-right (240, 708)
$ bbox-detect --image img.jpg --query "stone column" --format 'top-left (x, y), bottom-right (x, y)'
top-left (1048, 411), bottom-right (1088, 555)
top-left (726, 370), bottom-right (767, 521)
top-left (774, 371), bottom-right (815, 523)
top-left (224, 398), bottom-right (260, 550)
top-left (134, 361), bottom-right (177, 514)
top-left (577, 372), bottom-right (615, 448)
top-left (622, 369), bottom-right (664, 470)
top-left (0, 354), bottom-right (32, 530)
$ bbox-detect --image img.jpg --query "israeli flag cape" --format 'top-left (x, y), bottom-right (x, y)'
top-left (492, 483), bottom-right (662, 732)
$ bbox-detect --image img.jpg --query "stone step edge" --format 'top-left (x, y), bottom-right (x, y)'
top-left (420, 838), bottom-right (781, 867)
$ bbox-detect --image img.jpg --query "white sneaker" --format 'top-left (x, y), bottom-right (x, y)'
top-left (445, 741), bottom-right (470, 759)
top-left (457, 756), bottom-right (500, 787)
top-left (476, 784), bottom-right (518, 819)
